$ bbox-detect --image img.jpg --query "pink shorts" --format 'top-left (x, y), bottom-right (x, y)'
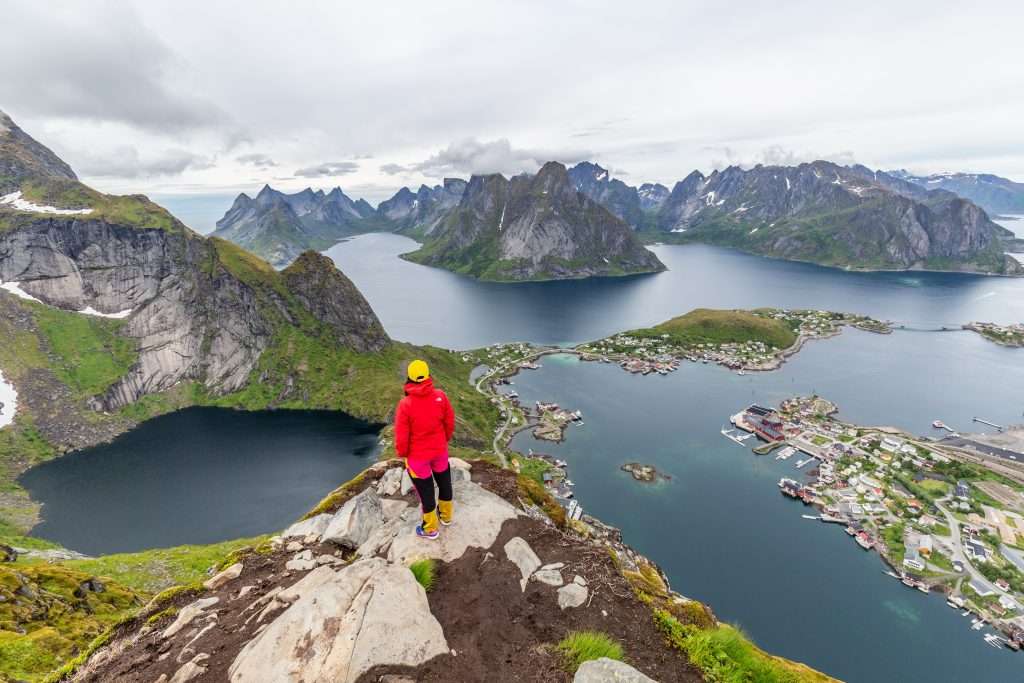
top-left (405, 453), bottom-right (449, 479)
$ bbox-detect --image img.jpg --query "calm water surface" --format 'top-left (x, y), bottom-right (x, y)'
top-left (325, 233), bottom-right (1024, 348)
top-left (21, 408), bottom-right (381, 554)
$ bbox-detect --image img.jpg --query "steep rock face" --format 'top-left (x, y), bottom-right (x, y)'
top-left (377, 178), bottom-right (467, 238)
top-left (653, 161), bottom-right (1018, 273)
top-left (890, 170), bottom-right (1024, 215)
top-left (0, 110), bottom-right (77, 192)
top-left (568, 162), bottom-right (668, 229)
top-left (281, 252), bottom-right (389, 353)
top-left (405, 162), bottom-right (665, 281)
top-left (213, 185), bottom-right (377, 267)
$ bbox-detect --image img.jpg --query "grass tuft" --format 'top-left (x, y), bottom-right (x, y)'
top-left (408, 558), bottom-right (436, 592)
top-left (556, 630), bottom-right (624, 673)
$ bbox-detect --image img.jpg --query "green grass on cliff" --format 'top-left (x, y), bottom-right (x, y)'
top-left (654, 610), bottom-right (834, 683)
top-left (64, 535), bottom-right (268, 594)
top-left (0, 563), bottom-right (141, 683)
top-left (629, 308), bottom-right (798, 349)
top-left (0, 177), bottom-right (184, 234)
top-left (32, 308), bottom-right (137, 398)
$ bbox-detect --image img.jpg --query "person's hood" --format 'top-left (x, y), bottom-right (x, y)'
top-left (404, 377), bottom-right (435, 396)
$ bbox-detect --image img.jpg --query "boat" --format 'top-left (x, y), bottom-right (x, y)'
top-left (856, 532), bottom-right (874, 550)
top-left (902, 577), bottom-right (915, 587)
top-left (932, 420), bottom-right (946, 429)
top-left (916, 582), bottom-right (930, 594)
top-left (844, 526), bottom-right (857, 536)
top-left (779, 478), bottom-right (801, 498)
top-left (962, 610), bottom-right (971, 617)
top-left (801, 514), bottom-right (819, 520)
top-left (885, 570), bottom-right (902, 579)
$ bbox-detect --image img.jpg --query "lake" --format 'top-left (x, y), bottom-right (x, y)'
top-left (20, 408), bottom-right (381, 555)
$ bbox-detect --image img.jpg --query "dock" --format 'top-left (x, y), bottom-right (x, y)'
top-left (720, 427), bottom-right (748, 447)
top-left (795, 457), bottom-right (816, 469)
top-left (973, 417), bottom-right (1005, 431)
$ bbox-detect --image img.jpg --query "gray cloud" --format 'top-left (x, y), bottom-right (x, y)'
top-left (236, 153), bottom-right (277, 167)
top-left (394, 138), bottom-right (592, 178)
top-left (0, 2), bottom-right (230, 134)
top-left (78, 146), bottom-right (215, 178)
top-left (294, 161), bottom-right (360, 177)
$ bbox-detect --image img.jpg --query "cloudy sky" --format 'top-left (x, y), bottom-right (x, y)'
top-left (3, 0), bottom-right (1023, 207)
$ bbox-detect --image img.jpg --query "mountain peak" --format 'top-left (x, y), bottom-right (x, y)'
top-left (0, 110), bottom-right (79, 192)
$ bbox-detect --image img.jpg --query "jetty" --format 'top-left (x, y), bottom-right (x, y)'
top-left (973, 417), bottom-right (1005, 431)
top-left (720, 427), bottom-right (748, 447)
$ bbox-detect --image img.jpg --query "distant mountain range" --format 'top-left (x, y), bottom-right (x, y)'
top-left (566, 161), bottom-right (1019, 274)
top-left (212, 185), bottom-right (378, 267)
top-left (401, 162), bottom-right (665, 281)
top-left (210, 155), bottom-right (1022, 276)
top-left (887, 170), bottom-right (1024, 215)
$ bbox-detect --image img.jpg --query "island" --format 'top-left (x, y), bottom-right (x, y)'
top-left (621, 462), bottom-right (671, 483)
top-left (964, 322), bottom-right (1024, 348)
top-left (730, 395), bottom-right (1024, 650)
top-left (576, 308), bottom-right (891, 375)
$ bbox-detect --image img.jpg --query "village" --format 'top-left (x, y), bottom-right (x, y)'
top-left (575, 308), bottom-right (891, 376)
top-left (728, 396), bottom-right (1024, 651)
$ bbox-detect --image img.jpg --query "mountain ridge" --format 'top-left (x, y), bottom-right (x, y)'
top-left (402, 161), bottom-right (666, 281)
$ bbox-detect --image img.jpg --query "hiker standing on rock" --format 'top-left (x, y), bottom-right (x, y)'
top-left (395, 359), bottom-right (456, 540)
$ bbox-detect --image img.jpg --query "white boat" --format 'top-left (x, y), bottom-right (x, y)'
top-left (801, 514), bottom-right (819, 520)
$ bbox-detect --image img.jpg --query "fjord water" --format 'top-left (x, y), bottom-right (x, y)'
top-left (325, 234), bottom-right (1024, 348)
top-left (20, 408), bottom-right (381, 555)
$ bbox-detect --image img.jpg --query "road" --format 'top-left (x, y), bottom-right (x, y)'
top-left (935, 498), bottom-right (1000, 598)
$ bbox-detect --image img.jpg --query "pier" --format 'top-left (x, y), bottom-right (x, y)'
top-left (973, 417), bottom-right (1005, 431)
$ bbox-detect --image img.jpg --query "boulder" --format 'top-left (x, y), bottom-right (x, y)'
top-left (557, 582), bottom-right (588, 609)
top-left (400, 470), bottom-right (414, 495)
top-left (532, 568), bottom-right (564, 587)
top-left (0, 543), bottom-right (17, 562)
top-left (381, 499), bottom-right (410, 522)
top-left (164, 597), bottom-right (219, 639)
top-left (387, 480), bottom-right (518, 564)
top-left (203, 562), bottom-right (243, 590)
top-left (376, 467), bottom-right (404, 496)
top-left (504, 537), bottom-right (541, 591)
top-left (573, 658), bottom-right (658, 682)
top-left (282, 514), bottom-right (332, 541)
top-left (448, 457), bottom-right (472, 470)
top-left (451, 467), bottom-right (471, 483)
top-left (228, 558), bottom-right (448, 683)
top-left (323, 488), bottom-right (385, 549)
top-left (170, 653), bottom-right (210, 683)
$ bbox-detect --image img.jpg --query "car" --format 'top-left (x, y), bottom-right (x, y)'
top-left (952, 561), bottom-right (965, 573)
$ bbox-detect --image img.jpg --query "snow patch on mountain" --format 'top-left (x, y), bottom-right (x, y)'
top-left (0, 369), bottom-right (16, 429)
top-left (1, 191), bottom-right (93, 216)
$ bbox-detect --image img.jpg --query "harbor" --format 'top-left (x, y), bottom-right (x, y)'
top-left (729, 396), bottom-right (1024, 651)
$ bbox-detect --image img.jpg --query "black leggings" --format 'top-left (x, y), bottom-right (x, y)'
top-left (411, 466), bottom-right (453, 514)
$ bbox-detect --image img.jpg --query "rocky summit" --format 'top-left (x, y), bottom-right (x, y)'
top-left (213, 185), bottom-right (378, 267)
top-left (403, 162), bottom-right (666, 281)
top-left (377, 178), bottom-right (468, 239)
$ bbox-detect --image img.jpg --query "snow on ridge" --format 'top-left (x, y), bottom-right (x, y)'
top-left (1, 280), bottom-right (131, 318)
top-left (1006, 252), bottom-right (1024, 266)
top-left (0, 369), bottom-right (16, 429)
top-left (0, 191), bottom-right (94, 216)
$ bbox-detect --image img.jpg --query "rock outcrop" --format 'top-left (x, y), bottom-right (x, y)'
top-left (404, 162), bottom-right (666, 281)
top-left (0, 109), bottom-right (77, 193)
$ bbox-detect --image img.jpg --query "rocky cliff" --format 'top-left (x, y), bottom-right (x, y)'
top-left (403, 162), bottom-right (666, 281)
top-left (212, 185), bottom-right (378, 267)
top-left (647, 161), bottom-right (1020, 274)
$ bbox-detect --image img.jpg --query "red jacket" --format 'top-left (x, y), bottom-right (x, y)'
top-left (394, 378), bottom-right (455, 460)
